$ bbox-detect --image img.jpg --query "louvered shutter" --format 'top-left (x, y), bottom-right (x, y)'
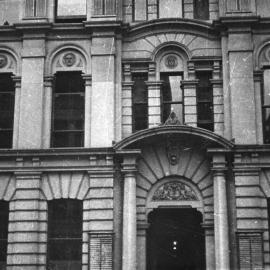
top-left (89, 232), bottom-right (113, 270)
top-left (238, 232), bottom-right (263, 270)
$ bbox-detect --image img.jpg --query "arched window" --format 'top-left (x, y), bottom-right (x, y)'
top-left (194, 0), bottom-right (209, 20)
top-left (0, 201), bottom-right (9, 269)
top-left (0, 73), bottom-right (15, 148)
top-left (47, 199), bottom-right (82, 270)
top-left (51, 71), bottom-right (85, 147)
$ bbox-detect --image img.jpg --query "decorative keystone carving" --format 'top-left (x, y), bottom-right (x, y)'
top-left (165, 55), bottom-right (178, 69)
top-left (152, 181), bottom-right (198, 201)
top-left (0, 54), bottom-right (8, 68)
top-left (63, 52), bottom-right (76, 67)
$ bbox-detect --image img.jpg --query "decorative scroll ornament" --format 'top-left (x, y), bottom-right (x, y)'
top-left (152, 182), bottom-right (198, 201)
top-left (62, 52), bottom-right (76, 67)
top-left (165, 55), bottom-right (178, 69)
top-left (0, 54), bottom-right (8, 68)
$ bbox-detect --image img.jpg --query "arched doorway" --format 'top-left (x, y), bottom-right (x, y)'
top-left (147, 208), bottom-right (205, 270)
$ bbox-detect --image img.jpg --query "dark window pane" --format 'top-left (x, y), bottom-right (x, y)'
top-left (52, 72), bottom-right (85, 148)
top-left (196, 71), bottom-right (213, 131)
top-left (194, 0), bottom-right (209, 20)
top-left (48, 200), bottom-right (82, 268)
top-left (0, 74), bottom-right (15, 149)
top-left (132, 74), bottom-right (148, 131)
top-left (0, 201), bottom-right (8, 264)
top-left (263, 108), bottom-right (270, 144)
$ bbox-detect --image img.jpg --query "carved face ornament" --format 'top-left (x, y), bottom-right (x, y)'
top-left (63, 52), bottom-right (76, 67)
top-left (0, 54), bottom-right (8, 69)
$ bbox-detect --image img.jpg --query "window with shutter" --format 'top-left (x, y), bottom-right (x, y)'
top-left (0, 201), bottom-right (8, 270)
top-left (237, 232), bottom-right (263, 270)
top-left (0, 74), bottom-right (15, 149)
top-left (47, 199), bottom-right (82, 270)
top-left (25, 0), bottom-right (46, 17)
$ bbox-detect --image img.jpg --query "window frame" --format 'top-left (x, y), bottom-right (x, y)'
top-left (0, 73), bottom-right (15, 149)
top-left (47, 199), bottom-right (83, 269)
top-left (93, 0), bottom-right (116, 16)
top-left (51, 71), bottom-right (85, 148)
top-left (160, 72), bottom-right (184, 124)
top-left (262, 68), bottom-right (270, 144)
top-left (196, 70), bottom-right (214, 131)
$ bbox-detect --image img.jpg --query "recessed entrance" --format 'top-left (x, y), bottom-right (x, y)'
top-left (147, 208), bottom-right (205, 270)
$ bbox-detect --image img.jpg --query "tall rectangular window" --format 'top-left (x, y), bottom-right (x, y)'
top-left (25, 0), bottom-right (46, 17)
top-left (47, 199), bottom-right (82, 270)
top-left (263, 69), bottom-right (270, 143)
top-left (51, 72), bottom-right (85, 148)
top-left (161, 73), bottom-right (183, 123)
top-left (93, 0), bottom-right (115, 16)
top-left (132, 73), bottom-right (148, 132)
top-left (55, 0), bottom-right (86, 22)
top-left (196, 71), bottom-right (213, 131)
top-left (0, 201), bottom-right (9, 269)
top-left (194, 0), bottom-right (209, 20)
top-left (0, 74), bottom-right (15, 149)
top-left (133, 0), bottom-right (147, 21)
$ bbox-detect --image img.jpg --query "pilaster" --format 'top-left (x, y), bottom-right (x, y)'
top-left (7, 169), bottom-right (46, 270)
top-left (82, 74), bottom-right (92, 148)
top-left (12, 76), bottom-right (21, 149)
top-left (42, 76), bottom-right (53, 148)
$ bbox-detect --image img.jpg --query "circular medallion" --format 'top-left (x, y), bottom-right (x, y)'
top-left (0, 54), bottom-right (8, 69)
top-left (63, 52), bottom-right (76, 67)
top-left (165, 55), bottom-right (178, 69)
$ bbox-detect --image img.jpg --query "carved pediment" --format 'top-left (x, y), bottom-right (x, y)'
top-left (152, 181), bottom-right (198, 201)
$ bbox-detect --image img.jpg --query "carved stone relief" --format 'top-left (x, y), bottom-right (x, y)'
top-left (152, 181), bottom-right (198, 201)
top-left (0, 52), bottom-right (16, 73)
top-left (0, 54), bottom-right (8, 68)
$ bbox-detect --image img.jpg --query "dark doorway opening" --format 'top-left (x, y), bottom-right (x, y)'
top-left (147, 208), bottom-right (205, 270)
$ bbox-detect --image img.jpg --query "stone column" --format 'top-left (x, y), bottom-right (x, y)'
top-left (202, 223), bottom-right (215, 270)
top-left (12, 76), bottom-right (21, 149)
top-left (82, 74), bottom-right (92, 147)
top-left (42, 76), bottom-right (53, 148)
top-left (212, 153), bottom-right (230, 270)
top-left (137, 223), bottom-right (148, 270)
top-left (121, 152), bottom-right (139, 270)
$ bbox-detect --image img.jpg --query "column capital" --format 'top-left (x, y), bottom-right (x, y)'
top-left (117, 150), bottom-right (141, 175)
top-left (12, 76), bottom-right (21, 86)
top-left (210, 152), bottom-right (228, 173)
